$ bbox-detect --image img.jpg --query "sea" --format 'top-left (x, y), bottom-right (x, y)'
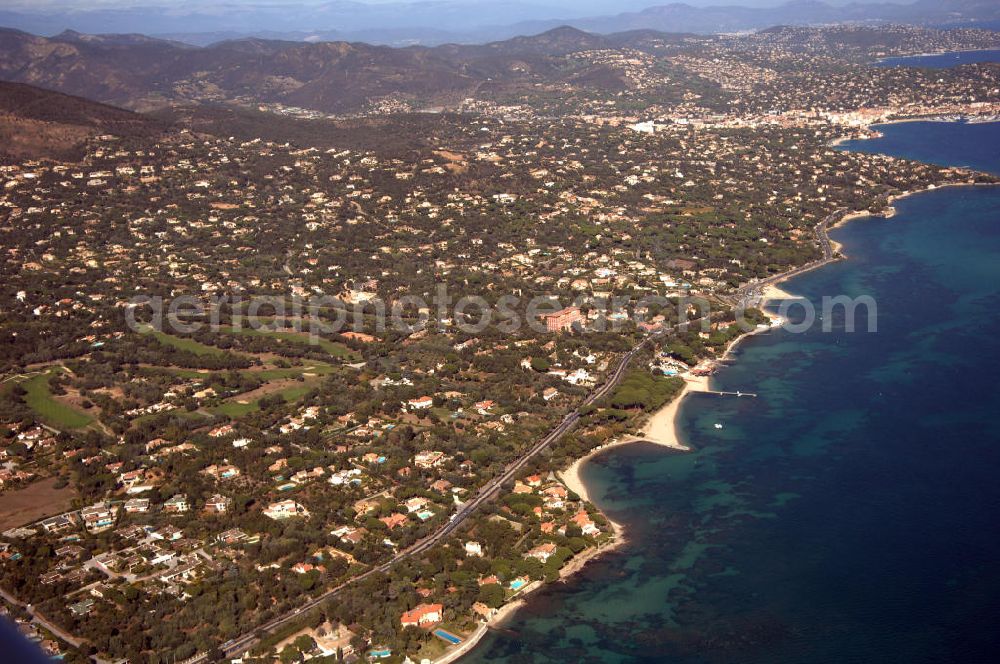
top-left (459, 120), bottom-right (1000, 663)
top-left (876, 49), bottom-right (1000, 68)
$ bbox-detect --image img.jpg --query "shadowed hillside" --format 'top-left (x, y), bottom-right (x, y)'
top-left (0, 80), bottom-right (164, 160)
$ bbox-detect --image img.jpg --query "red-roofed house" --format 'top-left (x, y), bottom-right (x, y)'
top-left (406, 396), bottom-right (433, 410)
top-left (380, 513), bottom-right (409, 530)
top-left (526, 542), bottom-right (557, 562)
top-left (400, 603), bottom-right (443, 627)
top-left (572, 509), bottom-right (600, 536)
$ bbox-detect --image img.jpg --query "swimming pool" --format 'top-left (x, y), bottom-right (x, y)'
top-left (433, 629), bottom-right (463, 645)
top-left (509, 578), bottom-right (527, 591)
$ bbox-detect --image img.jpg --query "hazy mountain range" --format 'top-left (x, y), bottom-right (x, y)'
top-left (0, 0), bottom-right (998, 46)
top-left (0, 25), bottom-right (681, 114)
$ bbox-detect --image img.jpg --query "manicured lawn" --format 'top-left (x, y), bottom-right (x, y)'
top-left (213, 399), bottom-right (259, 418)
top-left (152, 367), bottom-right (215, 379)
top-left (213, 382), bottom-right (314, 418)
top-left (253, 362), bottom-right (339, 380)
top-left (415, 637), bottom-right (448, 662)
top-left (142, 327), bottom-right (230, 357)
top-left (22, 372), bottom-right (93, 429)
top-left (142, 362), bottom-right (336, 381)
top-left (224, 326), bottom-right (358, 360)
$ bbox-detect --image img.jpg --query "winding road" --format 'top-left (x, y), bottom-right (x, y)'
top-left (0, 586), bottom-right (85, 649)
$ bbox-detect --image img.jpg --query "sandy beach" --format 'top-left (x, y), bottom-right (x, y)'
top-left (451, 194), bottom-right (897, 664)
top-left (559, 372), bottom-right (709, 507)
top-left (448, 135), bottom-right (1000, 664)
top-left (638, 374), bottom-right (709, 448)
top-left (759, 282), bottom-right (798, 300)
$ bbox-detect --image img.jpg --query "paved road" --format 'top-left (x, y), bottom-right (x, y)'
top-left (0, 585), bottom-right (85, 649)
top-left (171, 211), bottom-right (853, 662)
top-left (0, 206), bottom-right (850, 664)
top-left (197, 326), bottom-right (667, 661)
top-left (735, 209), bottom-right (844, 309)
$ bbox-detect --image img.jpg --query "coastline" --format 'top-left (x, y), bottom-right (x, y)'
top-left (828, 115), bottom-right (1000, 150)
top-left (444, 523), bottom-right (628, 663)
top-left (558, 373), bottom-right (707, 505)
top-left (451, 170), bottom-right (1000, 664)
top-left (471, 311), bottom-right (784, 660)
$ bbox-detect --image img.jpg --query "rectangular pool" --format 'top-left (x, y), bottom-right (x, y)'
top-left (433, 629), bottom-right (463, 645)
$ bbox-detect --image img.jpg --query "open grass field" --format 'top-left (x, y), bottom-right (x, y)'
top-left (143, 328), bottom-right (232, 357)
top-left (253, 362), bottom-right (339, 380)
top-left (22, 371), bottom-right (94, 429)
top-left (224, 326), bottom-right (358, 360)
top-left (139, 360), bottom-right (339, 381)
top-left (140, 324), bottom-right (356, 363)
top-left (130, 407), bottom-right (212, 427)
top-left (214, 382), bottom-right (314, 418)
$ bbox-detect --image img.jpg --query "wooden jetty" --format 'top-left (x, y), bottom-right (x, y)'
top-left (701, 390), bottom-right (757, 397)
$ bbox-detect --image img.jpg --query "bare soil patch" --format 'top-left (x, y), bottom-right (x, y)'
top-left (0, 476), bottom-right (77, 531)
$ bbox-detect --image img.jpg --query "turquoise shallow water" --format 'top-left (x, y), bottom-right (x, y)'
top-left (461, 122), bottom-right (1000, 663)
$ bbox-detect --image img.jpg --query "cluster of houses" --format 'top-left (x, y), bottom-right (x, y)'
top-left (4, 30), bottom-right (996, 659)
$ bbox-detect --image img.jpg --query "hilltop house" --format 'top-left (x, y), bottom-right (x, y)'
top-left (163, 494), bottom-right (190, 513)
top-left (405, 396), bottom-right (434, 410)
top-left (264, 500), bottom-right (310, 520)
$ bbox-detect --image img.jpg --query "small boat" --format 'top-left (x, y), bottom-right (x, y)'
top-left (714, 423), bottom-right (723, 429)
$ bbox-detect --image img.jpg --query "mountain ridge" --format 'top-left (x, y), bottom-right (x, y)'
top-left (0, 22), bottom-right (997, 117)
top-left (2, 0), bottom-right (999, 46)
top-left (0, 25), bottom-right (656, 113)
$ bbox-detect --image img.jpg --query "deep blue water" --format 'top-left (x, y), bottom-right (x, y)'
top-left (876, 49), bottom-right (1000, 68)
top-left (461, 124), bottom-right (1000, 663)
top-left (839, 121), bottom-right (1000, 175)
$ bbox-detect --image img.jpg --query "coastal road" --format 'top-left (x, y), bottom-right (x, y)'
top-left (197, 324), bottom-right (665, 661)
top-left (87, 209), bottom-right (851, 663)
top-left (736, 208), bottom-right (845, 309)
top-left (0, 585), bottom-right (85, 649)
top-left (155, 209), bottom-right (851, 662)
